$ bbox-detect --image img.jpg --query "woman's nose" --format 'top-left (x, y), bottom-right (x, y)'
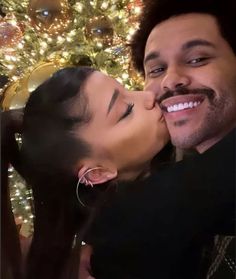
top-left (140, 90), bottom-right (157, 110)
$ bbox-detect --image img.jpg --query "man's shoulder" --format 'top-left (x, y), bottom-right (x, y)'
top-left (206, 128), bottom-right (236, 155)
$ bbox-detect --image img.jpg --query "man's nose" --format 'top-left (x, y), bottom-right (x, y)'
top-left (161, 67), bottom-right (191, 92)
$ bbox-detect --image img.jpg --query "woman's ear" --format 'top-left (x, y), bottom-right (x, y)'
top-left (78, 166), bottom-right (117, 186)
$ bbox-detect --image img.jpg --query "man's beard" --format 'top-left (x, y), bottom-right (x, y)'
top-left (160, 86), bottom-right (236, 150)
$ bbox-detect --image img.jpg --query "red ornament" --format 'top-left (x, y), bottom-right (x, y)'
top-left (0, 20), bottom-right (23, 51)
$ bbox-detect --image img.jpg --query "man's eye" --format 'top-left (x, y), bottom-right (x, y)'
top-left (119, 103), bottom-right (134, 121)
top-left (188, 57), bottom-right (208, 65)
top-left (148, 67), bottom-right (165, 77)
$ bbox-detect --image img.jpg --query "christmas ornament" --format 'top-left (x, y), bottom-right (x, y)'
top-left (1, 78), bottom-right (29, 110)
top-left (27, 61), bottom-right (59, 92)
top-left (28, 0), bottom-right (71, 34)
top-left (85, 15), bottom-right (113, 47)
top-left (0, 19), bottom-right (23, 51)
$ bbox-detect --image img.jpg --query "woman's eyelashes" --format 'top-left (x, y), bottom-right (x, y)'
top-left (118, 103), bottom-right (134, 121)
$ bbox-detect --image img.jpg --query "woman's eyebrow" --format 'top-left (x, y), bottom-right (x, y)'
top-left (107, 88), bottom-right (120, 115)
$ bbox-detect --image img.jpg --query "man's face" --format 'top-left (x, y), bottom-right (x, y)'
top-left (144, 13), bottom-right (236, 152)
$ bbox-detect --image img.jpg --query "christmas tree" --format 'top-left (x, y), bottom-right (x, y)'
top-left (0, 0), bottom-right (143, 236)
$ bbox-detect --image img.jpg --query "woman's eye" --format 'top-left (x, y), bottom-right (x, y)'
top-left (119, 103), bottom-right (134, 121)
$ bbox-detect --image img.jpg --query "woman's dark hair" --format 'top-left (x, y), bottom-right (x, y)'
top-left (20, 66), bottom-right (174, 278)
top-left (21, 67), bottom-right (96, 279)
top-left (1, 110), bottom-right (24, 279)
top-left (131, 0), bottom-right (236, 74)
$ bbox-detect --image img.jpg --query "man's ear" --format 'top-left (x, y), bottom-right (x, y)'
top-left (78, 166), bottom-right (117, 185)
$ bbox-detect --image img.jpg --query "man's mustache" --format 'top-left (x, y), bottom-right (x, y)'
top-left (157, 87), bottom-right (215, 104)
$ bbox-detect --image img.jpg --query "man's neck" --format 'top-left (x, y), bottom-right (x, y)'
top-left (196, 124), bottom-right (236, 154)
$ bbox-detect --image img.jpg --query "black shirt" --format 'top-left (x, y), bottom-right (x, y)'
top-left (89, 129), bottom-right (236, 279)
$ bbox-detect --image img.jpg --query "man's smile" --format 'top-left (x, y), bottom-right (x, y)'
top-left (160, 94), bottom-right (205, 113)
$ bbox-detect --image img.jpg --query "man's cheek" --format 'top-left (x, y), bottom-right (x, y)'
top-left (144, 83), bottom-right (162, 98)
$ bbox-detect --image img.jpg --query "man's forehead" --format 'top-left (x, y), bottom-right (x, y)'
top-left (144, 13), bottom-right (219, 56)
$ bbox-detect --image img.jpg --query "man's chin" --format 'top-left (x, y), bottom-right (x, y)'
top-left (169, 126), bottom-right (203, 150)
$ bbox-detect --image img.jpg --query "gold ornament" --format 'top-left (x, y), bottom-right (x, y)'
top-left (27, 62), bottom-right (59, 93)
top-left (85, 15), bottom-right (113, 47)
top-left (28, 0), bottom-right (71, 34)
top-left (0, 19), bottom-right (23, 51)
top-left (1, 78), bottom-right (29, 110)
top-left (1, 62), bottom-right (60, 109)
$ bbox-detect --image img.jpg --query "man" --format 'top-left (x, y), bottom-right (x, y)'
top-left (129, 1), bottom-right (236, 277)
top-left (131, 0), bottom-right (236, 153)
top-left (76, 0), bottom-right (235, 278)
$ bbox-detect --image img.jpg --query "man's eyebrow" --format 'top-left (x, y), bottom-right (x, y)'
top-left (144, 40), bottom-right (215, 66)
top-left (107, 88), bottom-right (120, 115)
top-left (182, 39), bottom-right (216, 51)
top-left (144, 51), bottom-right (160, 66)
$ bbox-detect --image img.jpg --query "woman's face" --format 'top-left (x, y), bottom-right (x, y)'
top-left (79, 71), bottom-right (169, 180)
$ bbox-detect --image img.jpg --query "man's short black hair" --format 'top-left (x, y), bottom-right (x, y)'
top-left (131, 0), bottom-right (236, 74)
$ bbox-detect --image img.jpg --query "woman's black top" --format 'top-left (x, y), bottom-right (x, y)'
top-left (88, 129), bottom-right (235, 279)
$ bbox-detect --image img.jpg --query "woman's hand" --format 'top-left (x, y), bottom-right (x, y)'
top-left (79, 244), bottom-right (95, 279)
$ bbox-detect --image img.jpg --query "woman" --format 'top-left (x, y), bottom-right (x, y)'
top-left (20, 67), bottom-right (234, 279)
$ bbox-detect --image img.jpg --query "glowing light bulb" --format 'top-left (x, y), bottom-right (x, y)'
top-left (122, 73), bottom-right (129, 79)
top-left (101, 2), bottom-right (109, 10)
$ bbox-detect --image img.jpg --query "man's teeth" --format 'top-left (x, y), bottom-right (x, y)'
top-left (167, 101), bottom-right (201, 112)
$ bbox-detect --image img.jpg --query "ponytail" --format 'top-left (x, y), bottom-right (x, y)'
top-left (1, 109), bottom-right (24, 279)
